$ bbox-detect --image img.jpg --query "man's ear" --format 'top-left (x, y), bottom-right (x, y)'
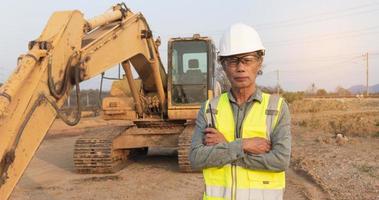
top-left (257, 64), bottom-right (263, 75)
top-left (258, 58), bottom-right (264, 74)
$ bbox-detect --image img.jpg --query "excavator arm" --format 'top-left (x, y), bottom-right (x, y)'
top-left (0, 3), bottom-right (165, 199)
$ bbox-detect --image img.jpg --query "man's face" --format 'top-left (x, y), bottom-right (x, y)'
top-left (221, 53), bottom-right (262, 89)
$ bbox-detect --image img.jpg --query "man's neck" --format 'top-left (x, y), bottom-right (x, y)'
top-left (231, 84), bottom-right (256, 106)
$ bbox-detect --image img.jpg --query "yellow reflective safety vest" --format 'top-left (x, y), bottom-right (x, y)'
top-left (203, 92), bottom-right (285, 200)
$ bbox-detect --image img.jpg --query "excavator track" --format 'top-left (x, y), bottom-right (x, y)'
top-left (73, 126), bottom-right (130, 174)
top-left (178, 124), bottom-right (196, 172)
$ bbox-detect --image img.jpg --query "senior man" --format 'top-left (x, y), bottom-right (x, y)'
top-left (189, 23), bottom-right (291, 200)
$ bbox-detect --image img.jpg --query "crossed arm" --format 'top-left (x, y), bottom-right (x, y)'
top-left (189, 102), bottom-right (291, 172)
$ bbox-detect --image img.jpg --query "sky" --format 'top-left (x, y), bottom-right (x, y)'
top-left (0, 0), bottom-right (379, 92)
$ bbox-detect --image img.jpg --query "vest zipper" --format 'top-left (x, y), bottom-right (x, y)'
top-left (232, 164), bottom-right (237, 200)
top-left (232, 104), bottom-right (246, 200)
top-left (233, 103), bottom-right (249, 200)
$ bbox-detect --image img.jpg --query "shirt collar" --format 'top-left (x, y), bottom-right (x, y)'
top-left (227, 88), bottom-right (263, 104)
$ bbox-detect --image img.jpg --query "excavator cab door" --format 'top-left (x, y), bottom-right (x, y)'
top-left (167, 36), bottom-right (216, 120)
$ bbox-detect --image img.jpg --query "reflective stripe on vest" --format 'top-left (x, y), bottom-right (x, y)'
top-left (203, 92), bottom-right (284, 200)
top-left (204, 186), bottom-right (283, 200)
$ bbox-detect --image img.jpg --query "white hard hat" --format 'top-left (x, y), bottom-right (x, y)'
top-left (219, 23), bottom-right (265, 57)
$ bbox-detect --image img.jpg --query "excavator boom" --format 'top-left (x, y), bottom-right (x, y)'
top-left (0, 3), bottom-right (165, 199)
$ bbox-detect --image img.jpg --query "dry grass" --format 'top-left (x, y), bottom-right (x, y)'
top-left (291, 98), bottom-right (379, 137)
top-left (290, 98), bottom-right (349, 113)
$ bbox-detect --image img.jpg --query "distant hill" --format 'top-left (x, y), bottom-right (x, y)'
top-left (348, 84), bottom-right (379, 94)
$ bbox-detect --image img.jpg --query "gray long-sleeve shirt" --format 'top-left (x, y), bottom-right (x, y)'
top-left (189, 89), bottom-right (291, 172)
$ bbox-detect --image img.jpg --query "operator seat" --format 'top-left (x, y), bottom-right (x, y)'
top-left (174, 59), bottom-right (207, 104)
top-left (182, 59), bottom-right (205, 84)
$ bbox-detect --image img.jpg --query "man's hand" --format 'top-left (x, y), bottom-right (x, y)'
top-left (203, 128), bottom-right (227, 146)
top-left (242, 137), bottom-right (271, 155)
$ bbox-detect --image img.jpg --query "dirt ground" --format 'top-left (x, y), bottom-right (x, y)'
top-left (9, 98), bottom-right (379, 200)
top-left (290, 98), bottom-right (379, 200)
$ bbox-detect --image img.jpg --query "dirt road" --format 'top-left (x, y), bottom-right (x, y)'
top-left (9, 122), bottom-right (326, 200)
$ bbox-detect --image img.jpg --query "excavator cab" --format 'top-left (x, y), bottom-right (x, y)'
top-left (167, 35), bottom-right (217, 120)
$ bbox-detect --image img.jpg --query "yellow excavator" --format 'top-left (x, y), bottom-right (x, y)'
top-left (0, 3), bottom-right (219, 199)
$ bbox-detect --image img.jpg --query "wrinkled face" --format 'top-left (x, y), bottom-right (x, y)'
top-left (220, 52), bottom-right (263, 89)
